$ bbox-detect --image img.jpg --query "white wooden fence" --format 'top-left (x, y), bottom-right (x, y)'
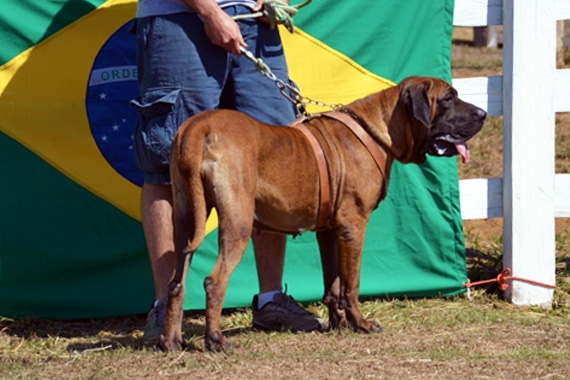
top-left (453, 0), bottom-right (570, 307)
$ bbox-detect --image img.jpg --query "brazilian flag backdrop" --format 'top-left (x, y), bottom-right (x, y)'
top-left (0, 0), bottom-right (462, 319)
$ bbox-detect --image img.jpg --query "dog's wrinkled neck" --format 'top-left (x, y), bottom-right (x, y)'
top-left (343, 86), bottom-right (415, 163)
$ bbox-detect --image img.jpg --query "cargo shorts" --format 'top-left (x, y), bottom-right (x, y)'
top-left (132, 6), bottom-right (297, 185)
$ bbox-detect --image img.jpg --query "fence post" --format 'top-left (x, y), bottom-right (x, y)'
top-left (502, 0), bottom-right (556, 306)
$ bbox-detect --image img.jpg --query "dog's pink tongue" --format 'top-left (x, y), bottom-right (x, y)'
top-left (456, 143), bottom-right (470, 163)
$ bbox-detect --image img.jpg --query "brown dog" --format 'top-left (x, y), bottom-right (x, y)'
top-left (160, 76), bottom-right (486, 352)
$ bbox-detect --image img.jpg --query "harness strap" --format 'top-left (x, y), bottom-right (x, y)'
top-left (322, 111), bottom-right (389, 200)
top-left (288, 110), bottom-right (390, 230)
top-left (290, 121), bottom-right (332, 229)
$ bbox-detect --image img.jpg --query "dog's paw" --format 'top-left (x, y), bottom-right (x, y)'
top-left (353, 320), bottom-right (383, 334)
top-left (158, 334), bottom-right (185, 352)
top-left (329, 312), bottom-right (349, 331)
top-left (368, 321), bottom-right (383, 334)
top-left (205, 332), bottom-right (232, 353)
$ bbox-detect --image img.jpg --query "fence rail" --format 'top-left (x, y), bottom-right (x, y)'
top-left (453, 0), bottom-right (570, 26)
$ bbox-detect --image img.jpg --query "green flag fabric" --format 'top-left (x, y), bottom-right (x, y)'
top-left (0, 0), bottom-right (461, 319)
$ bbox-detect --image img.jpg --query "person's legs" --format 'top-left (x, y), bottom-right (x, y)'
top-left (140, 184), bottom-right (174, 342)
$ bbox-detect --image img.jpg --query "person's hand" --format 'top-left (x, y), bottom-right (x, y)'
top-left (253, 0), bottom-right (266, 12)
top-left (254, 0), bottom-right (290, 26)
top-left (201, 7), bottom-right (247, 55)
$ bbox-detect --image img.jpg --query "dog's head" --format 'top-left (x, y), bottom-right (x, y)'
top-left (398, 76), bottom-right (486, 164)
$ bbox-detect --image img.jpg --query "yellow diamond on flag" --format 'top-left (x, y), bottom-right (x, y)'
top-left (281, 27), bottom-right (394, 113)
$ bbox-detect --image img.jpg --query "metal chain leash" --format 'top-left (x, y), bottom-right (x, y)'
top-left (240, 47), bottom-right (343, 116)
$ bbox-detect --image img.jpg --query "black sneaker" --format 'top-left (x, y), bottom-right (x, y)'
top-left (252, 292), bottom-right (329, 332)
top-left (142, 298), bottom-right (167, 345)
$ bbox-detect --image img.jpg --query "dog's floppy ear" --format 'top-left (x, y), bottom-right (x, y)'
top-left (402, 83), bottom-right (431, 128)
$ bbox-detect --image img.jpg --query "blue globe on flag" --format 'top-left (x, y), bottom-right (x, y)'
top-left (86, 20), bottom-right (143, 187)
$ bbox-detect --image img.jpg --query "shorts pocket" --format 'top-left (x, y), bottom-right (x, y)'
top-left (130, 88), bottom-right (181, 121)
top-left (131, 88), bottom-right (182, 175)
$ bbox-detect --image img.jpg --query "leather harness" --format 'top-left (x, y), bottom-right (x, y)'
top-left (290, 110), bottom-right (389, 230)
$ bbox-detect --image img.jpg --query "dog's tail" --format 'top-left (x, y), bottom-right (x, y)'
top-left (170, 122), bottom-right (208, 256)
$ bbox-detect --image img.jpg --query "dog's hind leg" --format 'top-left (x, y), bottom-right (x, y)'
top-left (203, 210), bottom-right (253, 352)
top-left (317, 229), bottom-right (347, 330)
top-left (159, 198), bottom-right (201, 351)
top-left (160, 248), bottom-right (193, 352)
top-left (160, 167), bottom-right (207, 352)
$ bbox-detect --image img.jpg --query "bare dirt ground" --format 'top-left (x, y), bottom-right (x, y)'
top-left (1, 29), bottom-right (569, 380)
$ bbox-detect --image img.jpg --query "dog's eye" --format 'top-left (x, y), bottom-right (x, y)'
top-left (440, 94), bottom-right (454, 106)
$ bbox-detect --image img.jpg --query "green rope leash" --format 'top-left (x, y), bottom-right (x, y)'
top-left (232, 0), bottom-right (312, 33)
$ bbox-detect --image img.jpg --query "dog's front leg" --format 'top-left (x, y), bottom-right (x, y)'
top-left (337, 218), bottom-right (382, 334)
top-left (317, 229), bottom-right (347, 330)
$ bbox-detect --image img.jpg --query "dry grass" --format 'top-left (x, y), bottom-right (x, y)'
top-left (1, 29), bottom-right (570, 380)
top-left (2, 293), bottom-right (570, 380)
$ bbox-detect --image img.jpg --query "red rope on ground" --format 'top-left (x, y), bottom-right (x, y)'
top-left (464, 268), bottom-right (556, 291)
